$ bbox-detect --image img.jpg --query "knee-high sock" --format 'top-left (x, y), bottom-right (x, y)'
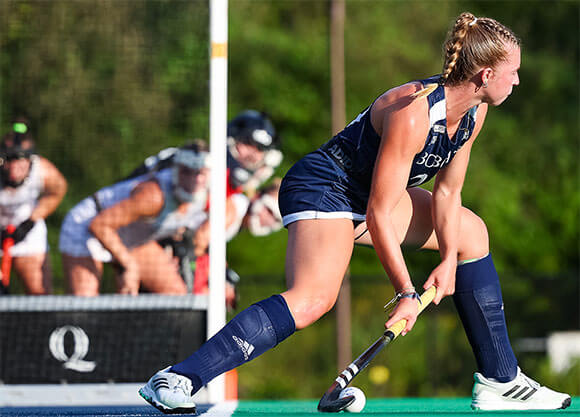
top-left (453, 253), bottom-right (518, 382)
top-left (170, 294), bottom-right (295, 393)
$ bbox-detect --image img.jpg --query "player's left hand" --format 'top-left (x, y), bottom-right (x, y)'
top-left (423, 258), bottom-right (456, 304)
top-left (385, 297), bottom-right (419, 336)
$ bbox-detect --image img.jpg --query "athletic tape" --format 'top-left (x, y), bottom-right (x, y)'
top-left (211, 42), bottom-right (227, 58)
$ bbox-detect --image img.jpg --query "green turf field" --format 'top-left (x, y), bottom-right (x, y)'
top-left (232, 398), bottom-right (580, 416)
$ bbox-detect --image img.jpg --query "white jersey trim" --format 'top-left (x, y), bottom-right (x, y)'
top-left (429, 99), bottom-right (446, 127)
top-left (282, 210), bottom-right (366, 227)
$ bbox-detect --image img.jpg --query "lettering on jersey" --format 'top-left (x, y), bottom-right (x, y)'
top-left (415, 150), bottom-right (455, 169)
top-left (327, 143), bottom-right (353, 170)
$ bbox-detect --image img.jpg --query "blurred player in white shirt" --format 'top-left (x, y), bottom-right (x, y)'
top-left (0, 119), bottom-right (67, 294)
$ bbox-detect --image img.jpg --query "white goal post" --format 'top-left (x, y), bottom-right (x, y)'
top-left (208, 0), bottom-right (228, 404)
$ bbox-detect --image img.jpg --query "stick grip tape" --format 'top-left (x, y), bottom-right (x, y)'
top-left (386, 286), bottom-right (437, 338)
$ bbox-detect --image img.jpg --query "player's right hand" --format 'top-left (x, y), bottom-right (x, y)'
top-left (384, 297), bottom-right (419, 336)
top-left (118, 258), bottom-right (140, 295)
top-left (423, 258), bottom-right (456, 304)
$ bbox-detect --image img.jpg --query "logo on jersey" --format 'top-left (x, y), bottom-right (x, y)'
top-left (232, 335), bottom-right (255, 361)
top-left (408, 174), bottom-right (429, 187)
top-left (458, 128), bottom-right (471, 141)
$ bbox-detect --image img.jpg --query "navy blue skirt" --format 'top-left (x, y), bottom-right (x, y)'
top-left (278, 150), bottom-right (369, 226)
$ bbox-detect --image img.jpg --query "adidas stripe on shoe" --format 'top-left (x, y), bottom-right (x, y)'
top-left (139, 366), bottom-right (197, 414)
top-left (471, 367), bottom-right (571, 410)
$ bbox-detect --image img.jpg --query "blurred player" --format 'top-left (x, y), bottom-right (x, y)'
top-left (0, 119), bottom-right (67, 295)
top-left (186, 112), bottom-right (283, 309)
top-left (132, 112), bottom-right (283, 301)
top-left (226, 110), bottom-right (282, 197)
top-left (194, 110), bottom-right (283, 249)
top-left (59, 142), bottom-right (210, 296)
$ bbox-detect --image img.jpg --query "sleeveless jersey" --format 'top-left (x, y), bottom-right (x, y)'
top-left (0, 155), bottom-right (44, 228)
top-left (321, 76), bottom-right (478, 190)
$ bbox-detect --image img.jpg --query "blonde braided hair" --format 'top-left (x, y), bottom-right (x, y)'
top-left (413, 12), bottom-right (520, 99)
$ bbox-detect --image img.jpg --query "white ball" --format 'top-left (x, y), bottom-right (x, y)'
top-left (338, 386), bottom-right (366, 413)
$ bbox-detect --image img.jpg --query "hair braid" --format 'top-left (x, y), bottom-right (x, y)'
top-left (412, 12), bottom-right (519, 99)
top-left (440, 13), bottom-right (474, 86)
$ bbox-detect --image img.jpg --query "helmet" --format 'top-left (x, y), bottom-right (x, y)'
top-left (0, 119), bottom-right (36, 187)
top-left (172, 141), bottom-right (210, 204)
top-left (0, 120), bottom-right (36, 162)
top-left (227, 110), bottom-right (277, 151)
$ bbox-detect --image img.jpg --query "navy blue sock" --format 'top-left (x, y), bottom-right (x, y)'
top-left (453, 253), bottom-right (518, 382)
top-left (170, 294), bottom-right (295, 392)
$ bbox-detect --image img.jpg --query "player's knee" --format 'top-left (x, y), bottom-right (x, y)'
top-left (459, 209), bottom-right (489, 259)
top-left (290, 295), bottom-right (336, 329)
top-left (69, 278), bottom-right (99, 296)
top-left (25, 283), bottom-right (48, 295)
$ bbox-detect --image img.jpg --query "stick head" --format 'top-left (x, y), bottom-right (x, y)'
top-left (317, 382), bottom-right (355, 413)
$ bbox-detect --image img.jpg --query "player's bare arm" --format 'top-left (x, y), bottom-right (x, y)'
top-left (89, 180), bottom-right (164, 294)
top-left (366, 87), bottom-right (430, 334)
top-left (424, 104), bottom-right (488, 304)
top-left (29, 157), bottom-right (67, 222)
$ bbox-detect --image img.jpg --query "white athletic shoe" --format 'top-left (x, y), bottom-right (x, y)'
top-left (471, 367), bottom-right (571, 410)
top-left (139, 366), bottom-right (197, 414)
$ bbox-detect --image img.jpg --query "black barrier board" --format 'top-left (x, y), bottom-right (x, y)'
top-left (0, 308), bottom-right (206, 383)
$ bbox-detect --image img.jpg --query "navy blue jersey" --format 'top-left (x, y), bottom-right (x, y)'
top-left (279, 77), bottom-right (480, 225)
top-left (320, 76), bottom-right (478, 190)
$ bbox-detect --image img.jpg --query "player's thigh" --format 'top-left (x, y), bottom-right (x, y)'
top-left (354, 188), bottom-right (488, 259)
top-left (399, 188), bottom-right (489, 257)
top-left (131, 241), bottom-right (187, 294)
top-left (12, 253), bottom-right (51, 295)
top-left (62, 254), bottom-right (103, 296)
top-left (282, 218), bottom-right (354, 328)
top-left (354, 188), bottom-right (432, 247)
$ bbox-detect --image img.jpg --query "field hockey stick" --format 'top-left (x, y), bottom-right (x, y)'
top-left (1, 224), bottom-right (16, 290)
top-left (318, 286), bottom-right (437, 412)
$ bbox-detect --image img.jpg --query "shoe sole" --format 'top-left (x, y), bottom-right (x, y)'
top-left (138, 387), bottom-right (197, 415)
top-left (472, 396), bottom-right (571, 411)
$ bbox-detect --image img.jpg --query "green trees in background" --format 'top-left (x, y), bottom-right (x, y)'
top-left (1, 0), bottom-right (578, 398)
top-left (1, 0), bottom-right (209, 201)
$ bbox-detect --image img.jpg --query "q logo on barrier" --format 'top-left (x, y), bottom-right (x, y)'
top-left (48, 325), bottom-right (97, 372)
